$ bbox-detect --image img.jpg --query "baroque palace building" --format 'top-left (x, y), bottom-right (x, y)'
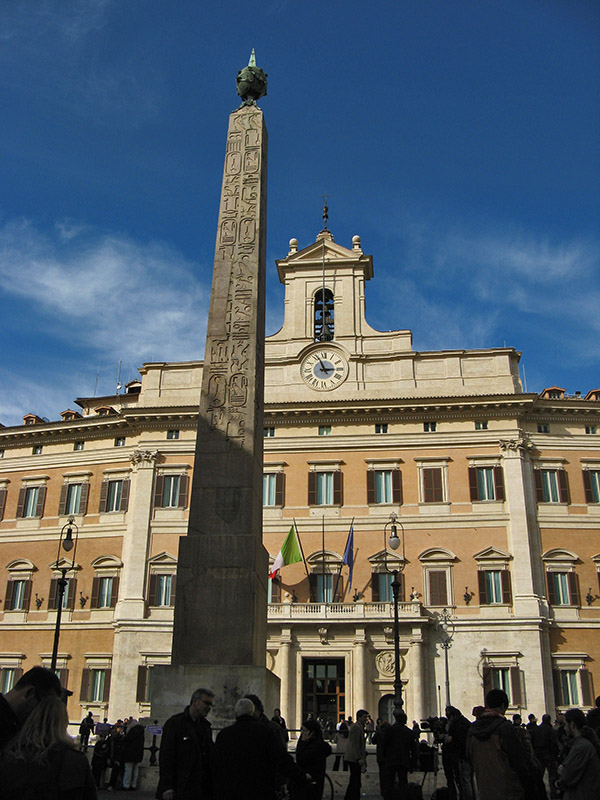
top-left (1, 228), bottom-right (599, 727)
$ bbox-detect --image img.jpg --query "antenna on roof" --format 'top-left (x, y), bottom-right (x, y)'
top-left (116, 360), bottom-right (122, 395)
top-left (94, 363), bottom-right (100, 397)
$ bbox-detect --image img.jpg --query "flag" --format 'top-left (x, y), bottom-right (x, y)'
top-left (342, 521), bottom-right (354, 593)
top-left (269, 525), bottom-right (303, 578)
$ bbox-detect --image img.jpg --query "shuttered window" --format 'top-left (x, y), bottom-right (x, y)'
top-left (263, 473), bottom-right (285, 507)
top-left (17, 486), bottom-right (46, 518)
top-left (422, 468), bottom-right (443, 503)
top-left (309, 472), bottom-right (343, 506)
top-left (428, 570), bottom-right (448, 606)
top-left (367, 470), bottom-right (402, 504)
top-left (534, 469), bottom-right (570, 503)
top-left (478, 570), bottom-right (512, 605)
top-left (547, 572), bottom-right (580, 606)
top-left (468, 467), bottom-right (505, 501)
top-left (583, 470), bottom-right (600, 504)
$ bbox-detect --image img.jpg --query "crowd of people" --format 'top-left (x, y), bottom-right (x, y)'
top-left (2, 667), bottom-right (600, 799)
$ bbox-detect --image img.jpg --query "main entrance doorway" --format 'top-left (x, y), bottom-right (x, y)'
top-left (302, 658), bottom-right (345, 725)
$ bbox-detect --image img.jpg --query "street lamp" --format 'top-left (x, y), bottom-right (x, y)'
top-left (383, 512), bottom-right (405, 714)
top-left (437, 607), bottom-right (455, 709)
top-left (51, 516), bottom-right (79, 671)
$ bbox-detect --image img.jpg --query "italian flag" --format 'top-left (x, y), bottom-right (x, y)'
top-left (269, 525), bottom-right (303, 578)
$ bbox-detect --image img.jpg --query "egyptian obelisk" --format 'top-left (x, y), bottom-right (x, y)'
top-left (152, 52), bottom-right (279, 725)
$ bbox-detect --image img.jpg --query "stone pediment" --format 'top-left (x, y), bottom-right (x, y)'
top-left (276, 233), bottom-right (373, 281)
top-left (473, 546), bottom-right (511, 562)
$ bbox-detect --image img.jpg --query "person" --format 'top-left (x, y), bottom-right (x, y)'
top-left (272, 707), bottom-right (290, 742)
top-left (79, 711), bottom-right (95, 752)
top-left (91, 732), bottom-right (110, 789)
top-left (214, 697), bottom-right (307, 800)
top-left (533, 713), bottom-right (558, 790)
top-left (372, 719), bottom-right (392, 795)
top-left (106, 723), bottom-right (124, 791)
top-left (376, 709), bottom-right (418, 800)
top-left (467, 689), bottom-right (536, 799)
top-left (332, 717), bottom-right (349, 771)
top-left (557, 708), bottom-right (600, 799)
top-left (365, 715), bottom-right (375, 744)
top-left (344, 708), bottom-right (369, 800)
top-left (586, 696), bottom-right (600, 735)
top-left (156, 687), bottom-right (214, 800)
top-left (0, 693), bottom-right (97, 799)
top-left (0, 666), bottom-right (63, 749)
top-left (291, 718), bottom-right (332, 800)
top-left (122, 717), bottom-right (145, 790)
top-left (443, 706), bottom-right (474, 800)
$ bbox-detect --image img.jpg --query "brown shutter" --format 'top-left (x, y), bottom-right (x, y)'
top-left (558, 470), bottom-right (571, 504)
top-left (98, 481), bottom-right (109, 513)
top-left (16, 487), bottom-right (26, 518)
top-left (4, 580), bottom-right (15, 610)
top-left (482, 666), bottom-right (493, 699)
top-left (580, 669), bottom-right (594, 707)
top-left (120, 479), bottom-right (130, 511)
top-left (35, 486), bottom-right (46, 517)
top-left (48, 578), bottom-right (58, 609)
top-left (58, 484), bottom-right (69, 516)
top-left (148, 574), bottom-right (158, 606)
top-left (308, 472), bottom-right (317, 506)
top-left (568, 572), bottom-right (580, 606)
top-left (136, 666), bottom-right (148, 702)
top-left (366, 471), bottom-right (375, 504)
top-left (371, 573), bottom-right (380, 601)
top-left (553, 670), bottom-right (563, 707)
top-left (429, 570), bottom-right (447, 606)
top-left (22, 580), bottom-right (32, 611)
top-left (493, 467), bottom-right (505, 501)
top-left (424, 468), bottom-right (442, 503)
top-left (583, 470), bottom-right (594, 504)
top-left (178, 474), bottom-right (189, 508)
top-left (333, 471), bottom-right (343, 505)
top-left (546, 573), bottom-right (557, 606)
top-left (274, 473), bottom-right (284, 507)
top-left (308, 574), bottom-right (318, 602)
top-left (102, 670), bottom-right (111, 702)
top-left (510, 667), bottom-right (523, 706)
top-left (395, 572), bottom-right (405, 602)
top-left (334, 576), bottom-right (344, 603)
top-left (478, 571), bottom-right (487, 605)
top-left (392, 470), bottom-right (403, 504)
top-left (170, 575), bottom-right (177, 605)
top-left (110, 576), bottom-right (119, 607)
top-left (66, 578), bottom-right (77, 610)
top-left (0, 488), bottom-right (6, 520)
top-left (468, 467), bottom-right (479, 501)
top-left (80, 668), bottom-right (90, 701)
top-left (153, 475), bottom-right (164, 508)
top-left (501, 570), bottom-right (512, 604)
top-left (270, 577), bottom-right (281, 603)
top-left (79, 482), bottom-right (89, 515)
top-left (58, 668), bottom-right (69, 690)
top-left (533, 470), bottom-right (544, 503)
top-left (91, 577), bottom-right (101, 609)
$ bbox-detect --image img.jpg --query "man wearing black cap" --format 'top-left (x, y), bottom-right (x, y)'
top-left (0, 666), bottom-right (63, 749)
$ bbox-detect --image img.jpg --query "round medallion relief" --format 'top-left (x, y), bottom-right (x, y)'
top-left (375, 651), bottom-right (396, 677)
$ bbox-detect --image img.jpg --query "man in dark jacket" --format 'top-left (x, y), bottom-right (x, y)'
top-left (122, 718), bottom-right (145, 790)
top-left (79, 710), bottom-right (95, 752)
top-left (214, 697), bottom-right (307, 800)
top-left (586, 695), bottom-right (600, 734)
top-left (0, 667), bottom-right (62, 749)
top-left (534, 713), bottom-right (558, 789)
top-left (156, 687), bottom-right (214, 800)
top-left (466, 689), bottom-right (535, 800)
top-left (377, 709), bottom-right (418, 800)
top-left (443, 706), bottom-right (474, 800)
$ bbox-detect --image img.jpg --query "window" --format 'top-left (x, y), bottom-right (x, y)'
top-left (375, 424), bottom-right (388, 434)
top-left (561, 671), bottom-right (579, 705)
top-left (74, 441), bottom-right (84, 451)
top-left (586, 426), bottom-right (597, 435)
top-left (547, 572), bottom-right (580, 606)
top-left (99, 479), bottom-right (130, 513)
top-left (65, 484), bottom-right (82, 515)
top-left (318, 425), bottom-right (332, 436)
top-left (317, 472), bottom-right (333, 504)
top-left (475, 421), bottom-right (488, 430)
top-left (469, 466), bottom-right (505, 502)
top-left (148, 573), bottom-right (176, 607)
top-left (32, 445), bottom-right (43, 455)
top-left (4, 579), bottom-right (31, 611)
top-left (534, 469), bottom-right (570, 503)
top-left (263, 474), bottom-right (276, 506)
top-left (308, 470), bottom-right (342, 506)
top-left (264, 427), bottom-right (275, 438)
top-left (268, 576), bottom-right (281, 603)
top-left (478, 570), bottom-right (512, 605)
top-left (371, 572), bottom-right (404, 602)
top-left (422, 467), bottom-right (444, 503)
top-left (427, 570), bottom-right (448, 606)
top-left (167, 430), bottom-right (179, 440)
top-left (0, 487), bottom-right (6, 521)
top-left (17, 485), bottom-right (46, 519)
top-left (552, 662), bottom-right (593, 708)
top-left (80, 668), bottom-right (111, 703)
top-left (424, 422), bottom-right (437, 432)
top-left (153, 474), bottom-right (188, 509)
top-left (136, 665), bottom-right (154, 703)
top-left (314, 287), bottom-right (334, 342)
top-left (367, 469), bottom-right (402, 505)
top-left (537, 424), bottom-right (549, 434)
top-left (0, 450), bottom-right (4, 458)
top-left (583, 470), bottom-right (600, 503)
top-left (48, 576), bottom-right (76, 611)
top-left (91, 576), bottom-right (117, 609)
top-left (114, 437), bottom-right (125, 447)
top-left (0, 668), bottom-right (17, 693)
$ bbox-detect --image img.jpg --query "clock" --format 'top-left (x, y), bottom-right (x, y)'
top-left (301, 349), bottom-right (349, 391)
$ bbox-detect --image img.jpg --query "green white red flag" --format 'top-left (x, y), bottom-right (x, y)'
top-left (269, 525), bottom-right (303, 578)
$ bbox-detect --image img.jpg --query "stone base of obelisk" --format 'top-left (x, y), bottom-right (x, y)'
top-left (151, 663), bottom-right (280, 731)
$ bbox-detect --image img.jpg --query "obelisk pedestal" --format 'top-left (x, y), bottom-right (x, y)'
top-left (151, 57), bottom-right (279, 728)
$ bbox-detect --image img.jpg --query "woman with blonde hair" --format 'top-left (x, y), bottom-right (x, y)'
top-left (0, 693), bottom-right (96, 799)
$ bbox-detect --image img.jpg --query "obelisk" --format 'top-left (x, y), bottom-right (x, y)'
top-left (152, 53), bottom-right (279, 726)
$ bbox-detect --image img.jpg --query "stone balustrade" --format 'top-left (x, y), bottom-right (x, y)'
top-left (267, 600), bottom-right (423, 620)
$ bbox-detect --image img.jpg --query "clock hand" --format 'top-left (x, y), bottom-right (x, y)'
top-left (318, 359), bottom-right (333, 374)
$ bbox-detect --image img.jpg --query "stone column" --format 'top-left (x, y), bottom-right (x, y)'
top-left (278, 628), bottom-right (292, 723)
top-left (353, 628), bottom-right (367, 714)
top-left (409, 629), bottom-right (425, 722)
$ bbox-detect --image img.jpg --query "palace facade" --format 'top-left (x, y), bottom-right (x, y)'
top-left (1, 229), bottom-right (599, 726)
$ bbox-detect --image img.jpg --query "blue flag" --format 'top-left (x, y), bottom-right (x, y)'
top-left (342, 522), bottom-right (354, 594)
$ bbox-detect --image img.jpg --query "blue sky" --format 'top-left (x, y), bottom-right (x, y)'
top-left (0, 0), bottom-right (598, 426)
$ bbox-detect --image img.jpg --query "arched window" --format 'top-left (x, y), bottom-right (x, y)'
top-left (314, 288), bottom-right (334, 342)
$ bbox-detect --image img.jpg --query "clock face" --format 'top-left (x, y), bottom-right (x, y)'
top-left (301, 349), bottom-right (349, 391)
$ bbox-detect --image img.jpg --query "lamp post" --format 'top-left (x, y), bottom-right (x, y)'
top-left (51, 516), bottom-right (79, 671)
top-left (438, 607), bottom-right (455, 709)
top-left (383, 512), bottom-right (405, 714)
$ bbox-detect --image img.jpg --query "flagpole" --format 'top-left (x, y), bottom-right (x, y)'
top-left (322, 514), bottom-right (326, 603)
top-left (293, 518), bottom-right (311, 580)
top-left (334, 517), bottom-right (354, 602)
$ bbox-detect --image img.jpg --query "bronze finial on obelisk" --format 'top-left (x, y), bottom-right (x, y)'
top-left (152, 53), bottom-right (278, 726)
